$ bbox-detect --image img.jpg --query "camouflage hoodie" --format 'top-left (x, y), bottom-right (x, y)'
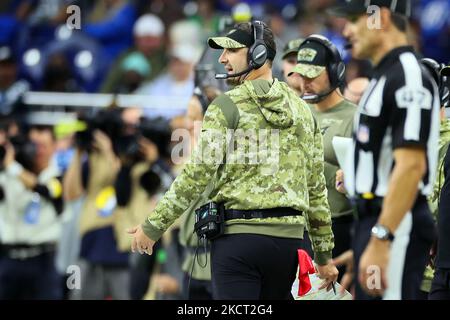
top-left (428, 118), bottom-right (450, 219)
top-left (422, 118), bottom-right (450, 292)
top-left (143, 78), bottom-right (334, 264)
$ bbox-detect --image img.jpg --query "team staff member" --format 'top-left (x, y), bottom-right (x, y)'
top-left (128, 21), bottom-right (338, 300)
top-left (430, 139), bottom-right (450, 300)
top-left (279, 38), bottom-right (316, 259)
top-left (419, 59), bottom-right (450, 296)
top-left (281, 38), bottom-right (305, 97)
top-left (330, 0), bottom-right (440, 299)
top-left (429, 64), bottom-right (450, 300)
top-left (289, 35), bottom-right (357, 281)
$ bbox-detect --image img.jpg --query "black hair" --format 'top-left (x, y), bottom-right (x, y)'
top-left (29, 125), bottom-right (56, 141)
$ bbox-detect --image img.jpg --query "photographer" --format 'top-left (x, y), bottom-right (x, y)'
top-left (0, 122), bottom-right (63, 299)
top-left (63, 121), bottom-right (126, 300)
top-left (117, 111), bottom-right (174, 300)
top-left (63, 108), bottom-right (169, 300)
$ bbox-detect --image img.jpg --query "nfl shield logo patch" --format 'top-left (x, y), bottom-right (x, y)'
top-left (357, 125), bottom-right (370, 143)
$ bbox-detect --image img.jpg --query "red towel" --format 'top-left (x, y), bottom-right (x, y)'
top-left (297, 249), bottom-right (316, 296)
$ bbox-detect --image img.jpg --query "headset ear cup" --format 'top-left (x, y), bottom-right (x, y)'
top-left (247, 20), bottom-right (267, 70)
top-left (327, 62), bottom-right (345, 88)
top-left (251, 43), bottom-right (267, 69)
top-left (247, 44), bottom-right (255, 68)
top-left (326, 64), bottom-right (336, 87)
top-left (337, 62), bottom-right (346, 85)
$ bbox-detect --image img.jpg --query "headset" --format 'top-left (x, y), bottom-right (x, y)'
top-left (215, 20), bottom-right (268, 79)
top-left (300, 34), bottom-right (346, 103)
top-left (247, 20), bottom-right (268, 70)
top-left (301, 34), bottom-right (346, 88)
top-left (421, 58), bottom-right (449, 107)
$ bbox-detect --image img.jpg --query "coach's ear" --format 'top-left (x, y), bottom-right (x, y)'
top-left (383, 7), bottom-right (400, 32)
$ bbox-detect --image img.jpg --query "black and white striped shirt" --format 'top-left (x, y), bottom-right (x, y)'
top-left (346, 46), bottom-right (440, 198)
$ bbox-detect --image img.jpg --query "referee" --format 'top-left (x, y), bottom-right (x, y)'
top-left (330, 0), bottom-right (440, 299)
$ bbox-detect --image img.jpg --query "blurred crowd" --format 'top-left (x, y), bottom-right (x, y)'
top-left (0, 0), bottom-right (448, 300)
top-left (0, 0), bottom-right (448, 96)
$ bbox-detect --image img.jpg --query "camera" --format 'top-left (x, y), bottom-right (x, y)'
top-left (75, 108), bottom-right (123, 152)
top-left (0, 136), bottom-right (37, 172)
top-left (0, 120), bottom-right (36, 172)
top-left (113, 116), bottom-right (171, 206)
top-left (113, 116), bottom-right (172, 162)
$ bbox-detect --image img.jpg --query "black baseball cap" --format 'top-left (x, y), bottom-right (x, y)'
top-left (208, 26), bottom-right (276, 60)
top-left (328, 0), bottom-right (412, 18)
top-left (209, 28), bottom-right (252, 50)
top-left (288, 40), bottom-right (330, 78)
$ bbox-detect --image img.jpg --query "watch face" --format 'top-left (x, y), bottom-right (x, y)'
top-left (372, 225), bottom-right (388, 240)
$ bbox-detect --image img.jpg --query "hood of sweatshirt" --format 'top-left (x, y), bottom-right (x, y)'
top-left (241, 78), bottom-right (294, 128)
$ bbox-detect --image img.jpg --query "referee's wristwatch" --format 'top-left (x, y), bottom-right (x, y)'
top-left (371, 224), bottom-right (395, 242)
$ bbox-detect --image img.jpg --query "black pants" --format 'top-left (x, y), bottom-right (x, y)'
top-left (183, 273), bottom-right (213, 300)
top-left (300, 230), bottom-right (314, 258)
top-left (353, 196), bottom-right (435, 300)
top-left (429, 268), bottom-right (450, 300)
top-left (0, 251), bottom-right (62, 300)
top-left (210, 234), bottom-right (301, 300)
top-left (332, 215), bottom-right (353, 283)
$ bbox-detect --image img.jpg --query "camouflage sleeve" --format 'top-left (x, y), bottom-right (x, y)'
top-left (142, 103), bottom-right (228, 241)
top-left (305, 117), bottom-right (334, 265)
top-left (428, 142), bottom-right (450, 220)
top-left (428, 165), bottom-right (444, 221)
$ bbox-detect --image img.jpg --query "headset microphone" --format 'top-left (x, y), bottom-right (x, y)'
top-left (215, 65), bottom-right (254, 79)
top-left (215, 20), bottom-right (268, 80)
top-left (302, 85), bottom-right (337, 103)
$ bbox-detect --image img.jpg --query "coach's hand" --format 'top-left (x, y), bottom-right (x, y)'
top-left (317, 260), bottom-right (339, 291)
top-left (127, 224), bottom-right (155, 255)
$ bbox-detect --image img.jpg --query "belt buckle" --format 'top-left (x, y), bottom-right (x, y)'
top-left (361, 192), bottom-right (375, 200)
top-left (9, 247), bottom-right (41, 260)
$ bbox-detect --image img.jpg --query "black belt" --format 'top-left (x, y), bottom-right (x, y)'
top-left (353, 196), bottom-right (383, 219)
top-left (224, 207), bottom-right (303, 221)
top-left (0, 243), bottom-right (56, 260)
top-left (353, 194), bottom-right (427, 219)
